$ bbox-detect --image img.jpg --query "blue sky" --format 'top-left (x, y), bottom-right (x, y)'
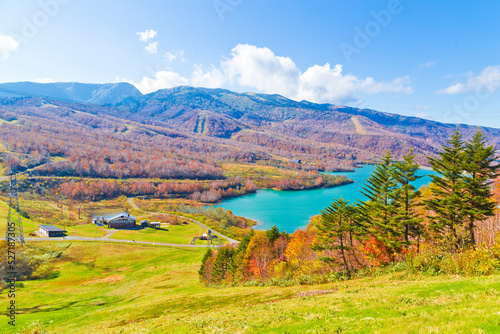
top-left (0, 0), bottom-right (499, 127)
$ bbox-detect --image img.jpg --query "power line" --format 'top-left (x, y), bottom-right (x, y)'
top-left (5, 169), bottom-right (25, 246)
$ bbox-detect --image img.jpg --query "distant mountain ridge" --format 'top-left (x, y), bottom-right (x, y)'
top-left (116, 85), bottom-right (496, 145)
top-left (1, 82), bottom-right (499, 167)
top-left (0, 82), bottom-right (142, 105)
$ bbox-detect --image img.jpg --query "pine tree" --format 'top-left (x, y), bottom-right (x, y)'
top-left (228, 230), bottom-right (254, 280)
top-left (314, 198), bottom-right (355, 278)
top-left (210, 246), bottom-right (234, 283)
top-left (360, 151), bottom-right (403, 254)
top-left (391, 150), bottom-right (423, 247)
top-left (425, 130), bottom-right (467, 251)
top-left (198, 248), bottom-right (213, 283)
top-left (266, 225), bottom-right (281, 243)
top-left (462, 130), bottom-right (500, 246)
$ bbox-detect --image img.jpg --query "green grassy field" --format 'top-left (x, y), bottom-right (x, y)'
top-left (0, 201), bottom-right (40, 237)
top-left (111, 222), bottom-right (202, 244)
top-left (64, 224), bottom-right (108, 238)
top-left (2, 241), bottom-right (500, 334)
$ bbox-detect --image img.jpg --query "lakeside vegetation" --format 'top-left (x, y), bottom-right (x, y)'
top-left (200, 130), bottom-right (500, 287)
top-left (1, 121), bottom-right (500, 333)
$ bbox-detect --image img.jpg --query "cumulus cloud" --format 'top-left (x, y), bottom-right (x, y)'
top-left (191, 65), bottom-right (227, 88)
top-left (124, 44), bottom-right (414, 102)
top-left (436, 65), bottom-right (500, 95)
top-left (145, 42), bottom-right (159, 55)
top-left (136, 29), bottom-right (157, 42)
top-left (128, 70), bottom-right (189, 94)
top-left (0, 35), bottom-right (20, 59)
top-left (222, 44), bottom-right (301, 97)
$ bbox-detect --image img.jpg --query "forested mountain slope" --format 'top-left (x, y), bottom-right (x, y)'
top-left (1, 84), bottom-right (499, 172)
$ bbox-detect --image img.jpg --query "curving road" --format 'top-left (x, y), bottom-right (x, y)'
top-left (127, 197), bottom-right (239, 244)
top-left (23, 198), bottom-right (239, 248)
top-left (25, 235), bottom-right (218, 248)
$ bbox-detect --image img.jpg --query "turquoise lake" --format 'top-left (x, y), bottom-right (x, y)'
top-left (214, 165), bottom-right (437, 232)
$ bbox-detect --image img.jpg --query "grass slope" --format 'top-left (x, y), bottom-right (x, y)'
top-left (2, 242), bottom-right (499, 334)
top-left (111, 223), bottom-right (201, 244)
top-left (0, 200), bottom-right (39, 237)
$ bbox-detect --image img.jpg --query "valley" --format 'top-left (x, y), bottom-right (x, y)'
top-left (1, 84), bottom-right (500, 334)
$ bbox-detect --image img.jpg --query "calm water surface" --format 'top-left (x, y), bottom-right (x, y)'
top-left (214, 165), bottom-right (436, 232)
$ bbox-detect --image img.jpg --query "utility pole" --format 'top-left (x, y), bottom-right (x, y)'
top-left (5, 168), bottom-right (25, 246)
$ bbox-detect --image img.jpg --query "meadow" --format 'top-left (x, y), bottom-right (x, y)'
top-left (111, 222), bottom-right (205, 245)
top-left (2, 241), bottom-right (499, 334)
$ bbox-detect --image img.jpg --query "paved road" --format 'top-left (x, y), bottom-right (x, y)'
top-left (20, 197), bottom-right (238, 248)
top-left (127, 197), bottom-right (239, 244)
top-left (25, 235), bottom-right (218, 248)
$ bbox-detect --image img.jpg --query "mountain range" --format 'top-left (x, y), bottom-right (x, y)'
top-left (1, 82), bottom-right (499, 168)
top-left (0, 82), bottom-right (142, 105)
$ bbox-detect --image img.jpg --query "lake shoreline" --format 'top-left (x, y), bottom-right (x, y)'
top-left (214, 165), bottom-right (436, 232)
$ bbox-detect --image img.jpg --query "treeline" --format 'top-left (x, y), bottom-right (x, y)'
top-left (269, 174), bottom-right (351, 191)
top-left (200, 130), bottom-right (500, 286)
top-left (0, 97), bottom-right (437, 178)
top-left (132, 202), bottom-right (256, 235)
top-left (0, 121), bottom-right (224, 180)
top-left (59, 178), bottom-right (257, 202)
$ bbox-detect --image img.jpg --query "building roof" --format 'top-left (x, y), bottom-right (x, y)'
top-left (39, 225), bottom-right (64, 232)
top-left (107, 213), bottom-right (136, 221)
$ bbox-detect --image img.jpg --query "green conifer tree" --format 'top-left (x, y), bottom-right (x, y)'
top-left (211, 246), bottom-right (234, 283)
top-left (266, 225), bottom-right (281, 243)
top-left (462, 130), bottom-right (500, 246)
top-left (228, 230), bottom-right (254, 280)
top-left (314, 198), bottom-right (355, 278)
top-left (391, 150), bottom-right (423, 246)
top-left (198, 248), bottom-right (213, 283)
top-left (360, 151), bottom-right (403, 253)
top-left (426, 130), bottom-right (468, 251)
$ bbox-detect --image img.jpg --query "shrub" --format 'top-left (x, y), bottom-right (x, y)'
top-left (405, 245), bottom-right (500, 276)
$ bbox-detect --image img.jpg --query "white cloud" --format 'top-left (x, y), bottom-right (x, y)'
top-left (35, 78), bottom-right (55, 84)
top-left (414, 105), bottom-right (430, 110)
top-left (415, 112), bottom-right (431, 119)
top-left (128, 70), bottom-right (189, 94)
top-left (0, 35), bottom-right (19, 59)
top-left (360, 76), bottom-right (414, 95)
top-left (165, 50), bottom-right (185, 63)
top-left (192, 65), bottom-right (227, 88)
top-left (124, 44), bottom-right (414, 102)
top-left (417, 60), bottom-right (437, 71)
top-left (222, 44), bottom-right (301, 97)
top-left (437, 65), bottom-right (500, 95)
top-left (145, 42), bottom-right (159, 55)
top-left (294, 63), bottom-right (412, 103)
top-left (136, 29), bottom-right (157, 42)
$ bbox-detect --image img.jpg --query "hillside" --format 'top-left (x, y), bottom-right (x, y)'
top-left (1, 83), bottom-right (500, 172)
top-left (2, 241), bottom-right (499, 333)
top-left (114, 86), bottom-right (500, 164)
